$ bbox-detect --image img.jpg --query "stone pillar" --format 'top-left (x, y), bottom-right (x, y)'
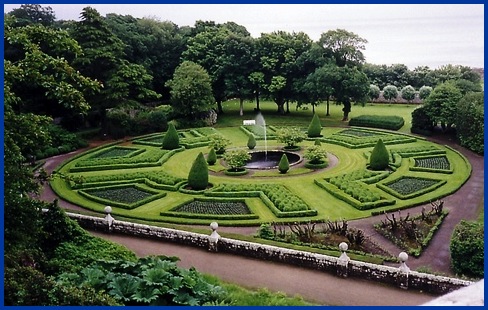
top-left (397, 252), bottom-right (410, 289)
top-left (208, 222), bottom-right (220, 252)
top-left (104, 206), bottom-right (115, 232)
top-left (336, 242), bottom-right (350, 278)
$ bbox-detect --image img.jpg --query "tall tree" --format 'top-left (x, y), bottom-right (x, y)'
top-left (423, 81), bottom-right (463, 131)
top-left (318, 28), bottom-right (367, 68)
top-left (165, 61), bottom-right (215, 120)
top-left (8, 4), bottom-right (55, 27)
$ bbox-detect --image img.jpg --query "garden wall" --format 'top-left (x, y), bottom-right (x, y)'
top-left (62, 210), bottom-right (473, 295)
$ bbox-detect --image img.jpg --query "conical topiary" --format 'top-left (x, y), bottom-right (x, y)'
top-left (162, 123), bottom-right (179, 150)
top-left (278, 153), bottom-right (290, 174)
top-left (188, 152), bottom-right (208, 190)
top-left (247, 134), bottom-right (256, 149)
top-left (369, 139), bottom-right (389, 170)
top-left (307, 113), bottom-right (322, 138)
top-left (207, 148), bottom-right (217, 165)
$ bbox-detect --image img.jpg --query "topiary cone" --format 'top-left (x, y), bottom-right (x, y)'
top-left (369, 139), bottom-right (389, 170)
top-left (307, 113), bottom-right (322, 138)
top-left (188, 152), bottom-right (208, 190)
top-left (207, 148), bottom-right (217, 165)
top-left (278, 153), bottom-right (290, 174)
top-left (162, 123), bottom-right (179, 150)
top-left (247, 134), bottom-right (256, 149)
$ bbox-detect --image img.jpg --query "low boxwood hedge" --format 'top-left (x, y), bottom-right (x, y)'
top-left (349, 115), bottom-right (405, 131)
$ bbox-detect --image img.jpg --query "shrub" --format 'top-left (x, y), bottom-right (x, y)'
top-left (207, 148), bottom-right (217, 165)
top-left (450, 220), bottom-right (484, 278)
top-left (314, 139), bottom-right (322, 146)
top-left (276, 127), bottom-right (306, 148)
top-left (400, 85), bottom-right (416, 103)
top-left (348, 115), bottom-right (404, 131)
top-left (382, 85), bottom-right (398, 102)
top-left (304, 145), bottom-right (327, 164)
top-left (369, 139), bottom-right (389, 170)
top-left (247, 134), bottom-right (256, 149)
top-left (209, 134), bottom-right (231, 154)
top-left (278, 154), bottom-right (289, 174)
top-left (411, 106), bottom-right (434, 135)
top-left (223, 149), bottom-right (251, 171)
top-left (419, 85), bottom-right (433, 100)
top-left (456, 92), bottom-right (484, 155)
top-left (307, 113), bottom-right (322, 138)
top-left (162, 123), bottom-right (180, 150)
top-left (187, 152), bottom-right (209, 190)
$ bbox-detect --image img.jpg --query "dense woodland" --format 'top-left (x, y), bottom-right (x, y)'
top-left (4, 5), bottom-right (484, 305)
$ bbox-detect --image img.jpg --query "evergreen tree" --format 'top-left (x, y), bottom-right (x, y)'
top-left (207, 148), bottom-right (217, 165)
top-left (187, 152), bottom-right (209, 190)
top-left (162, 123), bottom-right (179, 150)
top-left (247, 134), bottom-right (256, 149)
top-left (278, 153), bottom-right (290, 174)
top-left (307, 113), bottom-right (322, 137)
top-left (369, 139), bottom-right (389, 170)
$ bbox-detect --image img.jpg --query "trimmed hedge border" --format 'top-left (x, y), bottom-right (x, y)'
top-left (78, 183), bottom-right (167, 210)
top-left (348, 115), bottom-right (405, 131)
top-left (304, 161), bottom-right (328, 169)
top-left (409, 156), bottom-right (453, 174)
top-left (178, 182), bottom-right (214, 195)
top-left (224, 169), bottom-right (249, 176)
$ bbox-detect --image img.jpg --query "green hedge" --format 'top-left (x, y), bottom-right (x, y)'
top-left (349, 115), bottom-right (405, 131)
top-left (377, 177), bottom-right (447, 200)
top-left (78, 184), bottom-right (167, 209)
top-left (304, 161), bottom-right (328, 169)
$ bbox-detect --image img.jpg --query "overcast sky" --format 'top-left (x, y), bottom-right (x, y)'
top-left (4, 3), bottom-right (484, 69)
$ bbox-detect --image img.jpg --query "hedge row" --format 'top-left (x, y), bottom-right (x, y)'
top-left (78, 184), bottom-right (167, 210)
top-left (389, 146), bottom-right (446, 158)
top-left (239, 125), bottom-right (278, 140)
top-left (88, 146), bottom-right (143, 159)
top-left (377, 177), bottom-right (447, 200)
top-left (348, 115), bottom-right (405, 131)
top-left (323, 131), bottom-right (416, 149)
top-left (314, 179), bottom-right (396, 210)
top-left (69, 148), bottom-right (184, 172)
top-left (409, 155), bottom-right (453, 174)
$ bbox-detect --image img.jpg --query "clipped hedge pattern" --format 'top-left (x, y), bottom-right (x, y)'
top-left (378, 176), bottom-right (447, 200)
top-left (348, 115), bottom-right (405, 131)
top-left (389, 145), bottom-right (446, 158)
top-left (323, 128), bottom-right (416, 149)
top-left (410, 155), bottom-right (453, 174)
top-left (79, 184), bottom-right (166, 209)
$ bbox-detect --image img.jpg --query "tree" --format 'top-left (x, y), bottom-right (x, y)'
top-left (318, 29), bottom-right (368, 67)
top-left (162, 123), bottom-right (179, 150)
top-left (206, 148), bottom-right (217, 165)
top-left (410, 106), bottom-right (434, 135)
top-left (382, 85), bottom-right (398, 103)
top-left (165, 61), bottom-right (215, 120)
top-left (278, 154), bottom-right (290, 174)
top-left (456, 92), bottom-right (484, 154)
top-left (336, 66), bottom-right (370, 120)
top-left (423, 81), bottom-right (462, 130)
top-left (276, 127), bottom-right (306, 149)
top-left (400, 85), bottom-right (416, 103)
top-left (418, 85), bottom-right (433, 100)
top-left (247, 134), bottom-right (257, 150)
top-left (454, 79), bottom-right (482, 95)
top-left (307, 113), bottom-right (322, 138)
top-left (209, 134), bottom-right (231, 155)
top-left (450, 220), bottom-right (484, 278)
top-left (8, 4), bottom-right (55, 26)
top-left (187, 152), bottom-right (209, 190)
top-left (369, 139), bottom-right (389, 170)
top-left (301, 62), bottom-right (338, 115)
top-left (223, 149), bottom-right (251, 171)
top-left (369, 85), bottom-right (381, 102)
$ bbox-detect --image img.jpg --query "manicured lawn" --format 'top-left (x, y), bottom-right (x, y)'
top-left (51, 100), bottom-right (471, 227)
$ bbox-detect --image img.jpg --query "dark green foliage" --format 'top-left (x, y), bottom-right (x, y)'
top-left (162, 123), bottom-right (180, 150)
top-left (207, 148), bottom-right (217, 165)
top-left (411, 106), bottom-right (434, 135)
top-left (106, 107), bottom-right (169, 139)
top-left (56, 256), bottom-right (226, 306)
top-left (349, 115), bottom-right (404, 131)
top-left (278, 154), bottom-right (290, 174)
top-left (307, 113), bottom-right (322, 137)
top-left (369, 139), bottom-right (389, 170)
top-left (314, 139), bottom-right (322, 146)
top-left (247, 134), bottom-right (256, 149)
top-left (188, 152), bottom-right (209, 190)
top-left (34, 124), bottom-right (88, 159)
top-left (450, 220), bottom-right (484, 278)
top-left (456, 92), bottom-right (484, 155)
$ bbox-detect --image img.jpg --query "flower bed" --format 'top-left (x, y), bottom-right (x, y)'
top-left (378, 176), bottom-right (446, 199)
top-left (410, 155), bottom-right (453, 174)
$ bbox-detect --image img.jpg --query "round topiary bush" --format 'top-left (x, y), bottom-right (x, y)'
top-left (278, 153), bottom-right (289, 174)
top-left (307, 113), bottom-right (322, 138)
top-left (187, 152), bottom-right (208, 190)
top-left (162, 123), bottom-right (179, 150)
top-left (369, 139), bottom-right (389, 170)
top-left (207, 148), bottom-right (217, 165)
top-left (247, 134), bottom-right (256, 150)
top-left (450, 220), bottom-right (484, 278)
top-left (314, 139), bottom-right (322, 146)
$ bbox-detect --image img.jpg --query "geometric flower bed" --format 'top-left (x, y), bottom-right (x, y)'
top-left (410, 155), bottom-right (453, 174)
top-left (378, 176), bottom-right (446, 199)
top-left (173, 200), bottom-right (251, 215)
top-left (323, 128), bottom-right (417, 149)
top-left (79, 184), bottom-right (166, 209)
top-left (132, 127), bottom-right (219, 149)
top-left (89, 146), bottom-right (142, 159)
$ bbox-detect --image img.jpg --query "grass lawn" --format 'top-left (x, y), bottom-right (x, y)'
top-left (51, 99), bottom-right (471, 228)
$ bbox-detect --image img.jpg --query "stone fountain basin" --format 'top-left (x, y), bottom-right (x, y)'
top-left (245, 150), bottom-right (302, 169)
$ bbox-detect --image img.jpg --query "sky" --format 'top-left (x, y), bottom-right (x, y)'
top-left (3, 3), bottom-right (484, 69)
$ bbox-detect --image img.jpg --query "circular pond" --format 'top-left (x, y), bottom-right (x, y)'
top-left (245, 150), bottom-right (302, 169)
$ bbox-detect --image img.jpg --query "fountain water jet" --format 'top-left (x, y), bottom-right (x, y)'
top-left (255, 112), bottom-right (267, 159)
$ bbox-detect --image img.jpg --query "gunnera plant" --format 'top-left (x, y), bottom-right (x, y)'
top-left (188, 152), bottom-right (208, 190)
top-left (162, 123), bottom-right (179, 150)
top-left (369, 139), bottom-right (389, 170)
top-left (278, 153), bottom-right (290, 174)
top-left (307, 113), bottom-right (322, 138)
top-left (207, 148), bottom-right (217, 165)
top-left (247, 134), bottom-right (256, 150)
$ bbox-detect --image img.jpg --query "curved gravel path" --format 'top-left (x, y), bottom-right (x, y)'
top-left (38, 133), bottom-right (483, 304)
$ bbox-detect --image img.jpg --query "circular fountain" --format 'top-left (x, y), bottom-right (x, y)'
top-left (245, 150), bottom-right (302, 169)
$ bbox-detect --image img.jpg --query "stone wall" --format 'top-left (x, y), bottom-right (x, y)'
top-left (61, 210), bottom-right (473, 295)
